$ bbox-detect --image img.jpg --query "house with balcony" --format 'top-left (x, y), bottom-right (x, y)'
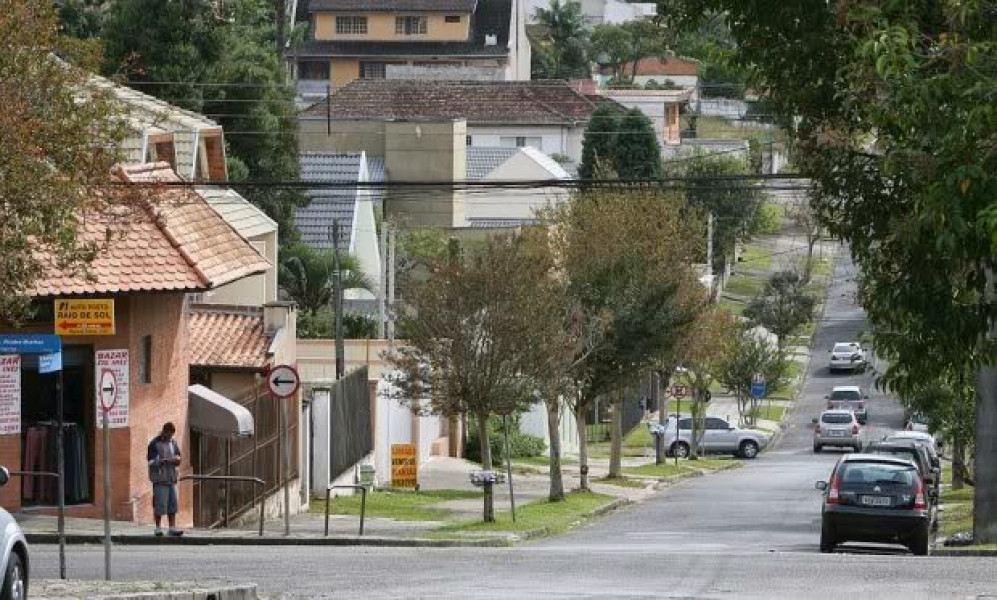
top-left (290, 0), bottom-right (530, 101)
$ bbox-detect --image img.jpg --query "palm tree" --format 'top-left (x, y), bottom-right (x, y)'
top-left (534, 0), bottom-right (590, 79)
top-left (278, 243), bottom-right (374, 313)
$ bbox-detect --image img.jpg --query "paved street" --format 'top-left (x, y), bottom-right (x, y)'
top-left (30, 257), bottom-right (997, 598)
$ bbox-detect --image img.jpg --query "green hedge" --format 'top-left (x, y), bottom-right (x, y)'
top-left (465, 415), bottom-right (546, 467)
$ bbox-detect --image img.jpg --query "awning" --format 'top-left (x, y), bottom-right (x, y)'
top-left (188, 384), bottom-right (254, 439)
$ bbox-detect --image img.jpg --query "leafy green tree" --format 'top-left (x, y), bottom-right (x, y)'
top-left (590, 23), bottom-right (631, 76)
top-left (58, 0), bottom-right (106, 39)
top-left (715, 325), bottom-right (788, 427)
top-left (612, 108), bottom-right (662, 180)
top-left (578, 104), bottom-right (619, 180)
top-left (0, 2), bottom-right (140, 320)
top-left (532, 0), bottom-right (591, 79)
top-left (278, 243), bottom-right (373, 313)
top-left (742, 271), bottom-right (815, 350)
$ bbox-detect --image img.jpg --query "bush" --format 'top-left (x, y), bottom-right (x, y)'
top-left (297, 308), bottom-right (378, 339)
top-left (751, 201), bottom-right (783, 235)
top-left (465, 415), bottom-right (546, 467)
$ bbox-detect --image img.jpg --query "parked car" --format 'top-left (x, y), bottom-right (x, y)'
top-left (661, 416), bottom-right (769, 459)
top-left (829, 342), bottom-right (867, 373)
top-left (864, 441), bottom-right (939, 496)
top-left (903, 415), bottom-right (945, 450)
top-left (826, 385), bottom-right (869, 424)
top-left (815, 454), bottom-right (933, 555)
top-left (882, 432), bottom-right (941, 469)
top-left (0, 467), bottom-right (28, 600)
top-left (813, 410), bottom-right (862, 453)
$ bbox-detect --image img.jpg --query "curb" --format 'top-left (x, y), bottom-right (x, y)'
top-left (930, 548), bottom-right (997, 557)
top-left (513, 497), bottom-right (631, 542)
top-left (90, 585), bottom-right (256, 600)
top-left (25, 533), bottom-right (505, 548)
top-left (648, 461), bottom-right (744, 490)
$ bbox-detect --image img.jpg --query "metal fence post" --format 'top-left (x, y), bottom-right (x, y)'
top-left (359, 486), bottom-right (366, 536)
top-left (324, 487), bottom-right (331, 537)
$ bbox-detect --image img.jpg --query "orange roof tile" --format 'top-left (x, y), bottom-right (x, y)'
top-left (28, 163), bottom-right (270, 297)
top-left (189, 307), bottom-right (271, 369)
top-left (621, 57), bottom-right (700, 77)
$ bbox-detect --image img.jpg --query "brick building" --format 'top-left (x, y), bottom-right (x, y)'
top-left (0, 163), bottom-right (269, 526)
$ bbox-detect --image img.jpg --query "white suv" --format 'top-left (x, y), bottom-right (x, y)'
top-left (814, 410), bottom-right (862, 453)
top-left (829, 342), bottom-right (867, 373)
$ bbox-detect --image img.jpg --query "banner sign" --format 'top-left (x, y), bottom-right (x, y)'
top-left (391, 444), bottom-right (418, 488)
top-left (95, 350), bottom-right (129, 427)
top-left (0, 356), bottom-right (21, 435)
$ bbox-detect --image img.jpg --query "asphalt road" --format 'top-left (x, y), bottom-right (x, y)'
top-left (31, 257), bottom-right (997, 598)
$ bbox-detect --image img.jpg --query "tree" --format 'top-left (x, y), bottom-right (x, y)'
top-left (786, 195), bottom-right (822, 283)
top-left (590, 23), bottom-right (631, 77)
top-left (590, 20), bottom-right (672, 80)
top-left (716, 325), bottom-right (788, 427)
top-left (742, 271), bottom-right (815, 350)
top-left (278, 243), bottom-right (373, 313)
top-left (58, 0), bottom-right (106, 39)
top-left (663, 0), bottom-right (997, 542)
top-left (612, 108), bottom-right (662, 180)
top-left (0, 2), bottom-right (142, 320)
top-left (532, 0), bottom-right (591, 79)
top-left (388, 234), bottom-right (542, 522)
top-left (578, 104), bottom-right (619, 180)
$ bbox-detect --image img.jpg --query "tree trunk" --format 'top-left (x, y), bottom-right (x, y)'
top-left (608, 395), bottom-right (623, 478)
top-left (975, 361), bottom-right (997, 542)
top-left (477, 412), bottom-right (495, 522)
top-left (575, 406), bottom-right (590, 491)
top-left (655, 370), bottom-right (670, 465)
top-left (953, 435), bottom-right (966, 491)
top-left (690, 393), bottom-right (706, 460)
top-left (275, 0), bottom-right (287, 62)
top-left (546, 398), bottom-right (565, 502)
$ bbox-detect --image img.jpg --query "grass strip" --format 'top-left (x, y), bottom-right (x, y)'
top-left (310, 489), bottom-right (481, 521)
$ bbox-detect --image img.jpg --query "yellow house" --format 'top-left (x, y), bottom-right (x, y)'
top-left (290, 0), bottom-right (530, 97)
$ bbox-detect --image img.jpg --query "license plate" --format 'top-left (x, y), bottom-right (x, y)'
top-left (830, 430), bottom-right (845, 437)
top-left (862, 495), bottom-right (891, 507)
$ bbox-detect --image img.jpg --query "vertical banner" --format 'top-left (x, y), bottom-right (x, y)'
top-left (95, 350), bottom-right (129, 427)
top-left (390, 443), bottom-right (417, 488)
top-left (0, 355), bottom-right (21, 435)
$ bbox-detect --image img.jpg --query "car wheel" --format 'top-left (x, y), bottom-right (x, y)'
top-left (909, 526), bottom-right (930, 556)
top-left (671, 442), bottom-right (690, 459)
top-left (739, 440), bottom-right (759, 459)
top-left (1, 552), bottom-right (26, 600)
top-left (820, 523), bottom-right (836, 553)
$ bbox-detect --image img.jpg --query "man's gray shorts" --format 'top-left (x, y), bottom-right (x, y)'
top-left (153, 484), bottom-right (178, 517)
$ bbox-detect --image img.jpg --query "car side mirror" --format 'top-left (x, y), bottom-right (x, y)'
top-left (0, 466), bottom-right (9, 487)
top-left (815, 481), bottom-right (827, 491)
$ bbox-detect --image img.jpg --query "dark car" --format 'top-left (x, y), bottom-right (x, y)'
top-left (864, 441), bottom-right (938, 494)
top-left (815, 454), bottom-right (932, 555)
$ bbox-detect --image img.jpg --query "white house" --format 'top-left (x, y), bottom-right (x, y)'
top-left (601, 88), bottom-right (692, 149)
top-left (464, 145), bottom-right (573, 227)
top-left (526, 0), bottom-right (655, 24)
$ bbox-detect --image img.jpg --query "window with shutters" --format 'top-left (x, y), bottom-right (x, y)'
top-left (335, 16), bottom-right (367, 35)
top-left (395, 16), bottom-right (428, 35)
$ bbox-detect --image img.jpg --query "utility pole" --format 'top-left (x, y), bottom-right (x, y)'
top-left (707, 211), bottom-right (715, 300)
top-left (377, 221), bottom-right (387, 339)
top-left (331, 220), bottom-right (344, 380)
top-left (654, 371), bottom-right (664, 465)
top-left (387, 227), bottom-right (396, 347)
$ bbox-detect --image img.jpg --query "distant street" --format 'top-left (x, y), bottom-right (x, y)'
top-left (31, 257), bottom-right (997, 598)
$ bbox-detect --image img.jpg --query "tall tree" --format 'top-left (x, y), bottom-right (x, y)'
top-left (388, 234), bottom-right (543, 522)
top-left (742, 271), bottom-right (815, 350)
top-left (715, 325), bottom-right (788, 427)
top-left (532, 0), bottom-right (591, 79)
top-left (278, 243), bottom-right (373, 313)
top-left (578, 104), bottom-right (619, 180)
top-left (786, 193), bottom-right (822, 283)
top-left (0, 2), bottom-right (140, 319)
top-left (613, 108), bottom-right (662, 180)
top-left (57, 0), bottom-right (106, 39)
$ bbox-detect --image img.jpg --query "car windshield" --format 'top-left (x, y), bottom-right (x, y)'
top-left (821, 413), bottom-right (853, 424)
top-left (830, 390), bottom-right (861, 401)
top-left (870, 448), bottom-right (918, 464)
top-left (833, 344), bottom-right (858, 354)
top-left (838, 463), bottom-right (916, 485)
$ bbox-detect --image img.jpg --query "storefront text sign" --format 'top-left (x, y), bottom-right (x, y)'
top-left (0, 355), bottom-right (21, 435)
top-left (56, 299), bottom-right (115, 336)
top-left (391, 443), bottom-right (418, 488)
top-left (94, 350), bottom-right (129, 427)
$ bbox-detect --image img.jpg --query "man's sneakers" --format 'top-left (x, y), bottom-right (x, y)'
top-left (167, 528), bottom-right (184, 537)
top-left (154, 528), bottom-right (164, 537)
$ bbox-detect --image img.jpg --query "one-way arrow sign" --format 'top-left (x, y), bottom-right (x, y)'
top-left (99, 369), bottom-right (118, 412)
top-left (267, 364), bottom-right (300, 399)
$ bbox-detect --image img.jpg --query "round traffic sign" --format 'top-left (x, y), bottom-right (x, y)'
top-left (267, 364), bottom-right (300, 399)
top-left (99, 369), bottom-right (117, 412)
top-left (670, 385), bottom-right (688, 399)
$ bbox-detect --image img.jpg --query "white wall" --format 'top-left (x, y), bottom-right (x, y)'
top-left (347, 153), bottom-right (380, 302)
top-left (374, 378), bottom-right (415, 485)
top-left (520, 402), bottom-right (580, 455)
top-left (469, 125), bottom-right (582, 161)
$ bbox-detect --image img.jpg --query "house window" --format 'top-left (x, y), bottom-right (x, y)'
top-left (445, 15), bottom-right (461, 23)
top-left (139, 335), bottom-right (152, 385)
top-left (201, 134), bottom-right (227, 181)
top-left (298, 60), bottom-right (330, 80)
top-left (396, 16), bottom-right (428, 35)
top-left (360, 62), bottom-right (387, 79)
top-left (466, 135), bottom-right (473, 146)
top-left (499, 136), bottom-right (543, 149)
top-left (335, 16), bottom-right (368, 35)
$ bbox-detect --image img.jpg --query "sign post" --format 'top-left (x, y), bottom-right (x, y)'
top-left (267, 365), bottom-right (300, 537)
top-left (99, 369), bottom-right (117, 581)
top-left (670, 385), bottom-right (688, 468)
top-left (750, 373), bottom-right (767, 426)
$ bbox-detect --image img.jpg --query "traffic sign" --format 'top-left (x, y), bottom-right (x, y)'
top-left (267, 364), bottom-right (300, 398)
top-left (0, 334), bottom-right (61, 355)
top-left (99, 369), bottom-right (117, 412)
top-left (55, 299), bottom-right (115, 336)
top-left (670, 385), bottom-right (688, 398)
top-left (39, 351), bottom-right (63, 374)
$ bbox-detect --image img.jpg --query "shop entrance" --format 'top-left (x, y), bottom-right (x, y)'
top-left (20, 345), bottom-right (94, 506)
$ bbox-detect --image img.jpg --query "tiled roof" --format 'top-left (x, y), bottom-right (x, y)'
top-left (297, 153), bottom-right (364, 252)
top-left (303, 80), bottom-right (602, 125)
top-left (27, 164), bottom-right (270, 298)
top-left (199, 187), bottom-right (278, 239)
top-left (309, 0), bottom-right (477, 11)
top-left (620, 57), bottom-right (700, 77)
top-left (466, 146), bottom-right (518, 180)
top-left (188, 306), bottom-right (271, 369)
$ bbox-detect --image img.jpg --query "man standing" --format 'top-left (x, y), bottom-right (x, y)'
top-left (147, 422), bottom-right (182, 537)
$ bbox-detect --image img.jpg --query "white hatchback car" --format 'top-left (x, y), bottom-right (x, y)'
top-left (829, 342), bottom-right (867, 373)
top-left (0, 467), bottom-right (27, 600)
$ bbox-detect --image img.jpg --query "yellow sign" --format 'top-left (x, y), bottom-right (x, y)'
top-left (391, 443), bottom-right (418, 488)
top-left (55, 299), bottom-right (115, 336)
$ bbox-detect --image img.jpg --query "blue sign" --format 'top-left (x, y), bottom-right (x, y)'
top-left (750, 382), bottom-right (767, 399)
top-left (39, 351), bottom-right (63, 374)
top-left (0, 334), bottom-right (62, 355)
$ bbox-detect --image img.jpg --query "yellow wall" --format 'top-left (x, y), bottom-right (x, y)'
top-left (313, 12), bottom-right (471, 41)
top-left (331, 58), bottom-right (360, 88)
